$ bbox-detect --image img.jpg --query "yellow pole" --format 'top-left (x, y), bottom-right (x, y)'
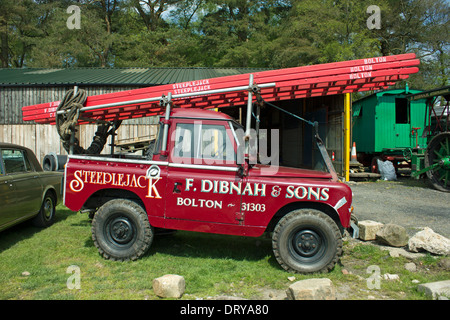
top-left (344, 93), bottom-right (351, 181)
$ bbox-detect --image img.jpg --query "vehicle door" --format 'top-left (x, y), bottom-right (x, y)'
top-left (0, 148), bottom-right (43, 222)
top-left (166, 119), bottom-right (243, 225)
top-left (0, 150), bottom-right (17, 229)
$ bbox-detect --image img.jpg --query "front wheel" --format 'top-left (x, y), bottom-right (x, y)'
top-left (272, 209), bottom-right (342, 273)
top-left (92, 199), bottom-right (153, 261)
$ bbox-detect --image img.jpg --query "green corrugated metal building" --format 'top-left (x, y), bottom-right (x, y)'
top-left (0, 67), bottom-right (266, 87)
top-left (352, 87), bottom-right (429, 165)
top-left (0, 67), bottom-right (266, 124)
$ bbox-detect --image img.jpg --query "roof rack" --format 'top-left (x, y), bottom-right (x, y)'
top-left (22, 53), bottom-right (420, 125)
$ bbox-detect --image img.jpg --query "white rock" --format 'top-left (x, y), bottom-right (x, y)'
top-left (153, 274), bottom-right (185, 298)
top-left (286, 278), bottom-right (336, 300)
top-left (408, 227), bottom-right (450, 255)
top-left (358, 220), bottom-right (384, 241)
top-left (417, 280), bottom-right (450, 300)
top-left (383, 273), bottom-right (400, 281)
top-left (287, 276), bottom-right (296, 282)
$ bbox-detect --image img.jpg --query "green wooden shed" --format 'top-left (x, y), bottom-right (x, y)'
top-left (352, 87), bottom-right (429, 170)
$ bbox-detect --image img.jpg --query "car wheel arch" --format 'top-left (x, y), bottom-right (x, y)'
top-left (82, 188), bottom-right (146, 213)
top-left (266, 201), bottom-right (343, 234)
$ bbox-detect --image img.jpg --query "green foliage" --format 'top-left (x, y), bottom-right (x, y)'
top-left (0, 0), bottom-right (448, 88)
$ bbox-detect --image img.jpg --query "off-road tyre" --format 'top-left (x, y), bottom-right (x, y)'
top-left (272, 208), bottom-right (342, 273)
top-left (92, 199), bottom-right (153, 261)
top-left (32, 192), bottom-right (56, 227)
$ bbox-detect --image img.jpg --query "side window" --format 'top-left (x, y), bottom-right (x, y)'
top-left (395, 98), bottom-right (409, 124)
top-left (0, 152), bottom-right (3, 175)
top-left (174, 123), bottom-right (195, 158)
top-left (173, 123), bottom-right (236, 164)
top-left (1, 149), bottom-right (31, 174)
top-left (201, 125), bottom-right (235, 162)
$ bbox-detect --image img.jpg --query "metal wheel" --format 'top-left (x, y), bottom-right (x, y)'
top-left (289, 228), bottom-right (326, 261)
top-left (272, 209), bottom-right (342, 273)
top-left (425, 132), bottom-right (450, 192)
top-left (92, 199), bottom-right (153, 261)
top-left (105, 214), bottom-right (137, 247)
top-left (32, 192), bottom-right (56, 227)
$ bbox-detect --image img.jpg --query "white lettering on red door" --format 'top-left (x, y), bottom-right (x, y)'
top-left (68, 169), bottom-right (162, 199)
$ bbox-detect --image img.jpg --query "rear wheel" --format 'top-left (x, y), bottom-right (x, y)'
top-left (272, 209), bottom-right (342, 273)
top-left (425, 132), bottom-right (450, 192)
top-left (92, 199), bottom-right (153, 261)
top-left (32, 192), bottom-right (56, 227)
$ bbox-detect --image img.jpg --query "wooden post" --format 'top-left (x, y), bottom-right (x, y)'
top-left (344, 93), bottom-right (351, 181)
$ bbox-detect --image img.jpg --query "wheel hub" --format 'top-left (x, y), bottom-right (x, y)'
top-left (294, 230), bottom-right (322, 257)
top-left (439, 157), bottom-right (450, 169)
top-left (43, 199), bottom-right (53, 220)
top-left (110, 218), bottom-right (134, 244)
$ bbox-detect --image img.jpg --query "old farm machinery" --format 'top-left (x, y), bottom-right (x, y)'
top-left (408, 86), bottom-right (450, 192)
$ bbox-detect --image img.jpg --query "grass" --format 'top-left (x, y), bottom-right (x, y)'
top-left (0, 205), bottom-right (447, 300)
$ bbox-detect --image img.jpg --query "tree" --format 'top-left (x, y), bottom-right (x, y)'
top-left (198, 0), bottom-right (291, 67)
top-left (369, 0), bottom-right (449, 88)
top-left (25, 1), bottom-right (124, 67)
top-left (0, 0), bottom-right (447, 88)
top-left (130, 0), bottom-right (179, 31)
top-left (0, 0), bottom-right (48, 68)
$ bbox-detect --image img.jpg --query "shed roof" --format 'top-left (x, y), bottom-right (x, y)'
top-left (0, 67), bottom-right (267, 87)
top-left (354, 88), bottom-right (424, 105)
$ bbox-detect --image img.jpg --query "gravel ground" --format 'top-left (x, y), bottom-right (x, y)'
top-left (348, 176), bottom-right (450, 238)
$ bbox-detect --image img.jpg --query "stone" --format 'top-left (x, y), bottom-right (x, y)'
top-left (382, 246), bottom-right (426, 259)
top-left (286, 278), bottom-right (336, 300)
top-left (383, 273), bottom-right (400, 281)
top-left (404, 262), bottom-right (417, 272)
top-left (153, 274), bottom-right (185, 299)
top-left (438, 258), bottom-right (450, 271)
top-left (287, 276), bottom-right (296, 282)
top-left (358, 220), bottom-right (384, 241)
top-left (417, 280), bottom-right (450, 300)
top-left (408, 227), bottom-right (450, 256)
top-left (376, 224), bottom-right (409, 247)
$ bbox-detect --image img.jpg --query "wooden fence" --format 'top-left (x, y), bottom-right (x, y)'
top-left (0, 123), bottom-right (158, 164)
top-left (0, 85), bottom-right (159, 164)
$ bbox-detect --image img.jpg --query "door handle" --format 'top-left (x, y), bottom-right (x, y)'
top-left (173, 182), bottom-right (182, 193)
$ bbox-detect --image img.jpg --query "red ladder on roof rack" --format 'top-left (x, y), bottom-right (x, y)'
top-left (22, 53), bottom-right (420, 125)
